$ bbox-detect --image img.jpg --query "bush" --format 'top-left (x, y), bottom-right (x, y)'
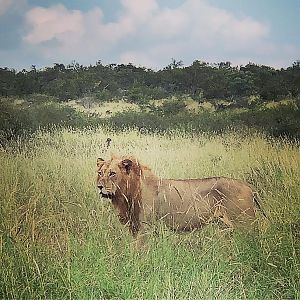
top-left (159, 99), bottom-right (187, 115)
top-left (1, 97), bottom-right (299, 144)
top-left (125, 83), bottom-right (168, 104)
top-left (0, 99), bottom-right (102, 143)
top-left (105, 101), bottom-right (300, 138)
top-left (95, 90), bottom-right (114, 102)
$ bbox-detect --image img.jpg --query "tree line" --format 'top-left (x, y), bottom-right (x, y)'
top-left (1, 59), bottom-right (300, 103)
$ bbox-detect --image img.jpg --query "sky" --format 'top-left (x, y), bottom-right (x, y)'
top-left (0, 0), bottom-right (299, 70)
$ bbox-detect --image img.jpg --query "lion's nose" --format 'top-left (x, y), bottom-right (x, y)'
top-left (98, 185), bottom-right (103, 190)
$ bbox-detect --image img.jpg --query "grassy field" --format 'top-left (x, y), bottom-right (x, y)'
top-left (1, 127), bottom-right (300, 299)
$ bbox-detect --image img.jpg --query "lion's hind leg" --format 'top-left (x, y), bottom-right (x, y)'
top-left (210, 189), bottom-right (234, 229)
top-left (213, 206), bottom-right (234, 229)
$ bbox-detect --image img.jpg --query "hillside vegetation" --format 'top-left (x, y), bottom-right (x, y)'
top-left (1, 95), bottom-right (299, 144)
top-left (1, 60), bottom-right (300, 102)
top-left (1, 59), bottom-right (300, 141)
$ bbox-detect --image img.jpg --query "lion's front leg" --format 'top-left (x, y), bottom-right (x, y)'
top-left (132, 222), bottom-right (153, 251)
top-left (133, 232), bottom-right (146, 251)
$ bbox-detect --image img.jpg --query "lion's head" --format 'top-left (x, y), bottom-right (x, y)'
top-left (96, 156), bottom-right (144, 236)
top-left (96, 156), bottom-right (142, 201)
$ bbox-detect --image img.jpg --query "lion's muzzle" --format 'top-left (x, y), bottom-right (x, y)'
top-left (99, 191), bottom-right (113, 199)
top-left (98, 185), bottom-right (114, 200)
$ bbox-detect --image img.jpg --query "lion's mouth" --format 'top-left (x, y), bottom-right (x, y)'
top-left (99, 191), bottom-right (114, 200)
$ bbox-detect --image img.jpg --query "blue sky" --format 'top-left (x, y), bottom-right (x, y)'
top-left (0, 0), bottom-right (299, 70)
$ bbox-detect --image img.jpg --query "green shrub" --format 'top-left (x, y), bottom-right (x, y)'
top-left (1, 97), bottom-right (300, 144)
top-left (0, 99), bottom-right (102, 143)
top-left (106, 101), bottom-right (300, 138)
top-left (95, 89), bottom-right (114, 102)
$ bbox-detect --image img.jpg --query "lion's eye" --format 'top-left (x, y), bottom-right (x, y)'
top-left (98, 170), bottom-right (103, 176)
top-left (109, 171), bottom-right (116, 177)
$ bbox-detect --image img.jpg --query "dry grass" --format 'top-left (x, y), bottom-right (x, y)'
top-left (1, 127), bottom-right (299, 299)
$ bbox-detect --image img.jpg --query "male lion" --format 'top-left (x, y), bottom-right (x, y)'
top-left (96, 155), bottom-right (265, 237)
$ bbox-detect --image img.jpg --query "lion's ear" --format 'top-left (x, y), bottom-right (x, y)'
top-left (121, 159), bottom-right (133, 174)
top-left (97, 158), bottom-right (105, 167)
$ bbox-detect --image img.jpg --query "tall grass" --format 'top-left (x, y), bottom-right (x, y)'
top-left (1, 127), bottom-right (299, 299)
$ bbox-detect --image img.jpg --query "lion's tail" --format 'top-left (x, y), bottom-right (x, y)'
top-left (253, 192), bottom-right (268, 218)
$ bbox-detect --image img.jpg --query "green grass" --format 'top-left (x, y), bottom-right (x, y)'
top-left (1, 127), bottom-right (300, 299)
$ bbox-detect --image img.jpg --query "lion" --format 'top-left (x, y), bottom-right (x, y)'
top-left (96, 155), bottom-right (265, 238)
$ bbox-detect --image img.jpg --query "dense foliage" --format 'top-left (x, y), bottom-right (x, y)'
top-left (107, 102), bottom-right (300, 139)
top-left (1, 59), bottom-right (300, 102)
top-left (1, 96), bottom-right (299, 145)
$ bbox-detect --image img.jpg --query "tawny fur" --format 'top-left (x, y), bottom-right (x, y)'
top-left (96, 156), bottom-right (261, 237)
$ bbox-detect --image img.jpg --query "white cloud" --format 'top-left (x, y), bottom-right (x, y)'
top-left (24, 5), bottom-right (84, 44)
top-left (23, 1), bottom-right (154, 58)
top-left (149, 8), bottom-right (189, 39)
top-left (22, 0), bottom-right (297, 68)
top-left (121, 0), bottom-right (158, 20)
top-left (160, 0), bottom-right (269, 50)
